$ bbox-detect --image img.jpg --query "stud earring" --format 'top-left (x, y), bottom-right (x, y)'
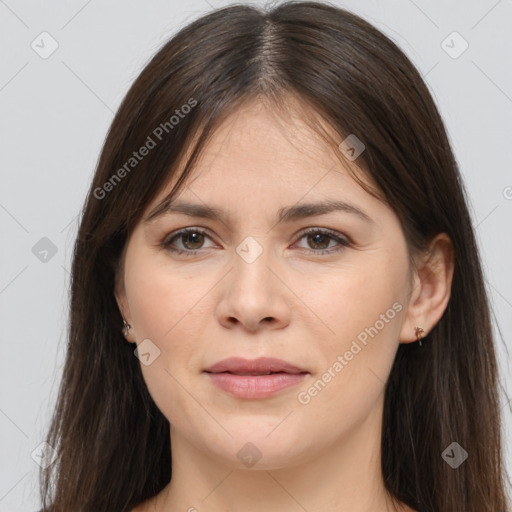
top-left (122, 319), bottom-right (132, 338)
top-left (414, 326), bottom-right (425, 347)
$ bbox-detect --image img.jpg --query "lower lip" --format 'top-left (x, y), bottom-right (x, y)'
top-left (205, 372), bottom-right (308, 399)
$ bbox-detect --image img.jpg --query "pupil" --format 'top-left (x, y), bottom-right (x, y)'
top-left (185, 232), bottom-right (203, 249)
top-left (309, 233), bottom-right (328, 249)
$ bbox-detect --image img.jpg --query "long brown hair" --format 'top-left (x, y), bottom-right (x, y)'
top-left (39, 2), bottom-right (511, 510)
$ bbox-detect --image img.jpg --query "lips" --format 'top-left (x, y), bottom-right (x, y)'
top-left (204, 357), bottom-right (308, 375)
top-left (204, 357), bottom-right (309, 399)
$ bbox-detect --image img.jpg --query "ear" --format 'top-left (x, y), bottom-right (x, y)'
top-left (114, 256), bottom-right (135, 342)
top-left (399, 233), bottom-right (455, 344)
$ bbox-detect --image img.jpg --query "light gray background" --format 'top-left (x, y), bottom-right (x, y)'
top-left (1, 0), bottom-right (511, 510)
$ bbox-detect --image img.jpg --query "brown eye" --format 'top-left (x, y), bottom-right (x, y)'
top-left (179, 231), bottom-right (205, 250)
top-left (295, 228), bottom-right (350, 255)
top-left (162, 227), bottom-right (350, 257)
top-left (306, 232), bottom-right (331, 250)
top-left (162, 228), bottom-right (214, 255)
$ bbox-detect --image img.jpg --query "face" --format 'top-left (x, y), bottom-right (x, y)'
top-left (116, 99), bottom-right (414, 470)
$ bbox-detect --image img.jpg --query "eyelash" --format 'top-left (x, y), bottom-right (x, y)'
top-left (161, 227), bottom-right (351, 257)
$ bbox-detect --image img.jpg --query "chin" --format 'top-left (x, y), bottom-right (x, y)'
top-left (203, 428), bottom-right (312, 471)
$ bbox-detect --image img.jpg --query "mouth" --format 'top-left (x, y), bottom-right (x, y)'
top-left (204, 356), bottom-right (308, 375)
top-left (207, 371), bottom-right (303, 376)
top-left (204, 357), bottom-right (309, 399)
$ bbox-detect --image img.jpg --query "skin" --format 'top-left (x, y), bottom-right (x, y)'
top-left (116, 98), bottom-right (454, 512)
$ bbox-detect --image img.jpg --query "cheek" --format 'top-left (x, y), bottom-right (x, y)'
top-left (125, 255), bottom-right (204, 341)
top-left (300, 254), bottom-right (407, 403)
top-left (308, 261), bottom-right (406, 349)
top-left (123, 257), bottom-right (200, 381)
top-left (124, 257), bottom-right (208, 422)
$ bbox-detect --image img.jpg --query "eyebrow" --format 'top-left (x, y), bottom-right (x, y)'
top-left (144, 198), bottom-right (373, 225)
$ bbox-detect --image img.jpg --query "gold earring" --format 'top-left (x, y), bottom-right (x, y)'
top-left (414, 326), bottom-right (425, 347)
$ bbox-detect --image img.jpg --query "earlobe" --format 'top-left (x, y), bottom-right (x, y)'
top-left (399, 233), bottom-right (454, 344)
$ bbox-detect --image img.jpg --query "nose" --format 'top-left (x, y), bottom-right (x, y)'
top-left (215, 245), bottom-right (291, 333)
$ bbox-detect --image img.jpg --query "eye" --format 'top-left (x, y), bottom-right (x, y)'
top-left (161, 227), bottom-right (351, 256)
top-left (162, 227), bottom-right (215, 256)
top-left (293, 228), bottom-right (351, 255)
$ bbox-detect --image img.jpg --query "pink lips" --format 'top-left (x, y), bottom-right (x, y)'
top-left (204, 357), bottom-right (309, 399)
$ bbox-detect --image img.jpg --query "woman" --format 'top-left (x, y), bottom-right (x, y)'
top-left (38, 1), bottom-right (510, 511)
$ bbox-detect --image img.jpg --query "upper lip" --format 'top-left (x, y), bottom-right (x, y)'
top-left (204, 357), bottom-right (308, 375)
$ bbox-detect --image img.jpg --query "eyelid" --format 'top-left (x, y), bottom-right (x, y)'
top-left (294, 226), bottom-right (352, 245)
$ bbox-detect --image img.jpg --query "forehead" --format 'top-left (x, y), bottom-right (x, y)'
top-left (148, 99), bottom-right (375, 211)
